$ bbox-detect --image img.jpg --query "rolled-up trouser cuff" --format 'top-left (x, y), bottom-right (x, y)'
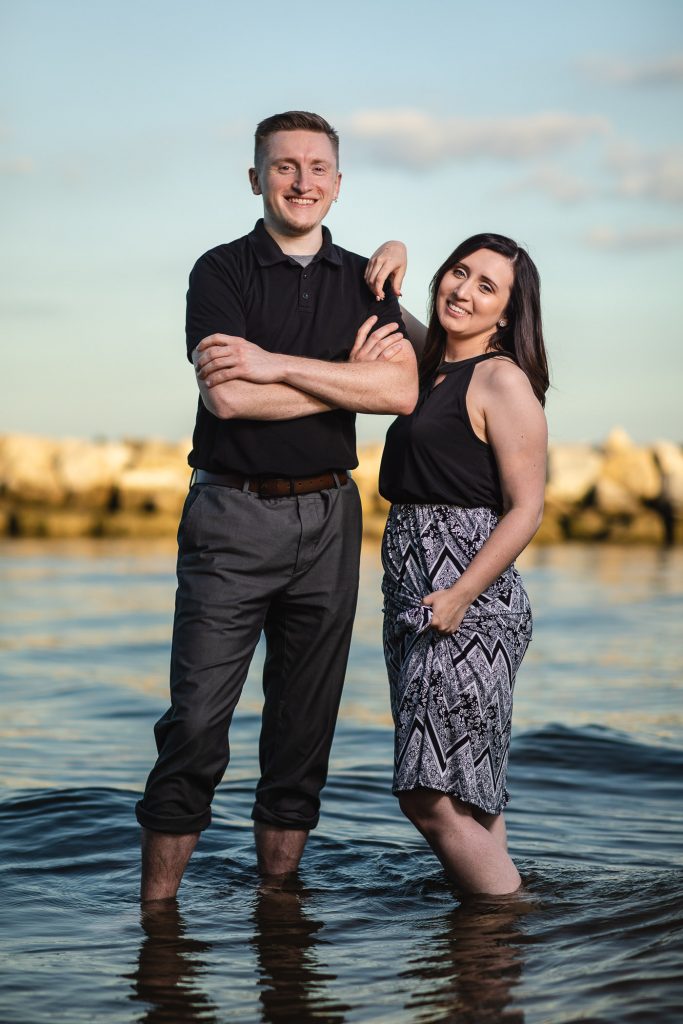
top-left (135, 800), bottom-right (211, 834)
top-left (251, 803), bottom-right (319, 832)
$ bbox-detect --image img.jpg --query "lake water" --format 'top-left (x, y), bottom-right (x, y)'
top-left (1, 539), bottom-right (682, 1023)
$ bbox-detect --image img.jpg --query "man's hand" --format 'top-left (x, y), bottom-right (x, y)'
top-left (194, 317), bottom-right (418, 416)
top-left (365, 241), bottom-right (408, 301)
top-left (194, 334), bottom-right (285, 387)
top-left (349, 315), bottom-right (406, 363)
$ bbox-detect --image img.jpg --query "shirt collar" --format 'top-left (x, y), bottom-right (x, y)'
top-left (248, 218), bottom-right (343, 267)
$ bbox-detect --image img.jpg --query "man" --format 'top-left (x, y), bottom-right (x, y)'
top-left (135, 111), bottom-right (418, 902)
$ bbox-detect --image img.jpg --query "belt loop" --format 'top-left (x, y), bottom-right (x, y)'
top-left (332, 471), bottom-right (341, 489)
top-left (242, 477), bottom-right (251, 493)
top-left (290, 478), bottom-right (295, 497)
top-left (189, 468), bottom-right (197, 488)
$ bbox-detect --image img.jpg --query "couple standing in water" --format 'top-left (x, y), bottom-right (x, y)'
top-left (135, 110), bottom-right (549, 902)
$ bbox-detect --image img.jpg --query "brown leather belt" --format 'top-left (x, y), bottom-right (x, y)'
top-left (194, 468), bottom-right (348, 497)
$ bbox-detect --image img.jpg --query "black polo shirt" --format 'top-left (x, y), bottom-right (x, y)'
top-left (185, 219), bottom-right (405, 476)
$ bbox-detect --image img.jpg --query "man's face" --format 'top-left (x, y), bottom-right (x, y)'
top-left (249, 130), bottom-right (341, 239)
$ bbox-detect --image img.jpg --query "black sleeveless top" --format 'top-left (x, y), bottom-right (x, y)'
top-left (379, 352), bottom-right (504, 511)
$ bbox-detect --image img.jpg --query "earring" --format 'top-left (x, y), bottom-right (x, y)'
top-left (498, 319), bottom-right (507, 328)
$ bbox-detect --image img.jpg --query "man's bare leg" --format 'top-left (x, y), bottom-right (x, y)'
top-left (254, 822), bottom-right (308, 877)
top-left (140, 828), bottom-right (200, 903)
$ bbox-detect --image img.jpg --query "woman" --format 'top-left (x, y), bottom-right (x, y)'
top-left (364, 234), bottom-right (548, 896)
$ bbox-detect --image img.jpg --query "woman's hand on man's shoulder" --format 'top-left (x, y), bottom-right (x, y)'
top-left (365, 240), bottom-right (408, 301)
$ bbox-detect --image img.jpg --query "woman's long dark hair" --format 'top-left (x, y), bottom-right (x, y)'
top-left (420, 233), bottom-right (549, 406)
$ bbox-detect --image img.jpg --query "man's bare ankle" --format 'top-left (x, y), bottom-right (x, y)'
top-left (254, 822), bottom-right (308, 876)
top-left (140, 827), bottom-right (199, 903)
top-left (140, 886), bottom-right (180, 904)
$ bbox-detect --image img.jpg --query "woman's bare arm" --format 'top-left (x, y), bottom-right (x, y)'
top-left (424, 362), bottom-right (547, 634)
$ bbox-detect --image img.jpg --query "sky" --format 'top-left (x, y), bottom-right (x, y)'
top-left (2, 0), bottom-right (682, 446)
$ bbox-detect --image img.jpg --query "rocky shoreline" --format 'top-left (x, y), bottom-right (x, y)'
top-left (1, 430), bottom-right (681, 544)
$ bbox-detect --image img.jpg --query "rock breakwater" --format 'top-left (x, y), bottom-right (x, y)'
top-left (1, 429), bottom-right (681, 543)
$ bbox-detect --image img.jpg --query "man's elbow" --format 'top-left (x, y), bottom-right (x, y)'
top-left (397, 384), bottom-right (419, 415)
top-left (201, 388), bottom-right (236, 420)
top-left (388, 379), bottom-right (419, 416)
top-left (384, 363), bottom-right (419, 415)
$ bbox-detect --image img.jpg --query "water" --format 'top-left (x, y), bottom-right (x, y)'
top-left (1, 539), bottom-right (682, 1023)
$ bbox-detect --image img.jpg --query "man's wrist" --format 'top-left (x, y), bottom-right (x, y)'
top-left (279, 353), bottom-right (308, 387)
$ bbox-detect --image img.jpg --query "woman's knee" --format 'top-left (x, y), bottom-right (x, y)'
top-left (397, 790), bottom-right (420, 822)
top-left (398, 789), bottom-right (443, 831)
top-left (398, 789), bottom-right (476, 838)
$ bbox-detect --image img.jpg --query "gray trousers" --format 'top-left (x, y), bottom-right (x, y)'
top-left (135, 478), bottom-right (362, 834)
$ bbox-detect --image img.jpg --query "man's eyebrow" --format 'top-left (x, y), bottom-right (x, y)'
top-left (270, 156), bottom-right (333, 165)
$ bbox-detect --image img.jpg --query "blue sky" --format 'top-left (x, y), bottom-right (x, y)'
top-left (2, 0), bottom-right (682, 445)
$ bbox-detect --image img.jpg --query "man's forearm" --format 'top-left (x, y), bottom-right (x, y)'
top-left (278, 348), bottom-right (418, 414)
top-left (199, 377), bottom-right (335, 421)
top-left (194, 330), bottom-right (419, 414)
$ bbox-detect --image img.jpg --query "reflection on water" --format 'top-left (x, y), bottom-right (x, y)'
top-left (401, 894), bottom-right (532, 1024)
top-left (252, 881), bottom-right (349, 1024)
top-left (131, 901), bottom-right (219, 1024)
top-left (126, 880), bottom-right (532, 1024)
top-left (128, 882), bottom-right (351, 1024)
top-left (128, 886), bottom-right (534, 1024)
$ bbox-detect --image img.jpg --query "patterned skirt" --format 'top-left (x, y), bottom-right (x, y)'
top-left (381, 504), bottom-right (533, 815)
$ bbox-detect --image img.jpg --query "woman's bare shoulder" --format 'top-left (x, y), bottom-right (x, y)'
top-left (477, 355), bottom-right (532, 395)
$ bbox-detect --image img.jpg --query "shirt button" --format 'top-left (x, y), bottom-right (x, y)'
top-left (302, 292), bottom-right (309, 299)
top-left (303, 273), bottom-right (308, 278)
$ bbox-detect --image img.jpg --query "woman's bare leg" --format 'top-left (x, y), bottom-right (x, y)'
top-left (473, 807), bottom-right (509, 851)
top-left (399, 789), bottom-right (520, 895)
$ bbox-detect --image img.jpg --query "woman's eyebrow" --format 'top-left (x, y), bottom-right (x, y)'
top-left (456, 261), bottom-right (498, 290)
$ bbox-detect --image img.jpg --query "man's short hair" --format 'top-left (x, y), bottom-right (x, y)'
top-left (254, 111), bottom-right (339, 167)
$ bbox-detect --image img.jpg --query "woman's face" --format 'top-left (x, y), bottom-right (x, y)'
top-left (436, 248), bottom-right (514, 344)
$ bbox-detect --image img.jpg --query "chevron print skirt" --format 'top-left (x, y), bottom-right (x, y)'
top-left (381, 503), bottom-right (533, 815)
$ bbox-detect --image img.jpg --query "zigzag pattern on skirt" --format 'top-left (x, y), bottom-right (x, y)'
top-left (381, 503), bottom-right (532, 815)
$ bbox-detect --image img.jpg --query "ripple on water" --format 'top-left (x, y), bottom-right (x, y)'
top-left (1, 541), bottom-right (683, 1022)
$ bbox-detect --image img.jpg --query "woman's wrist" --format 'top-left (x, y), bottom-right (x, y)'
top-left (448, 577), bottom-right (477, 607)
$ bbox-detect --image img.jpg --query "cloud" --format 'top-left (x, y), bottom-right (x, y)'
top-left (502, 165), bottom-right (596, 203)
top-left (584, 225), bottom-right (683, 249)
top-left (0, 157), bottom-right (34, 176)
top-left (606, 142), bottom-right (683, 202)
top-left (342, 109), bottom-right (609, 168)
top-left (503, 146), bottom-right (683, 207)
top-left (581, 53), bottom-right (683, 86)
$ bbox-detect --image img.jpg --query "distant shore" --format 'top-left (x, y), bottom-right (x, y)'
top-left (1, 430), bottom-right (681, 543)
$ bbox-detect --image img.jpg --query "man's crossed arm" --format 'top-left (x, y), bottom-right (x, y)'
top-left (192, 315), bottom-right (418, 421)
